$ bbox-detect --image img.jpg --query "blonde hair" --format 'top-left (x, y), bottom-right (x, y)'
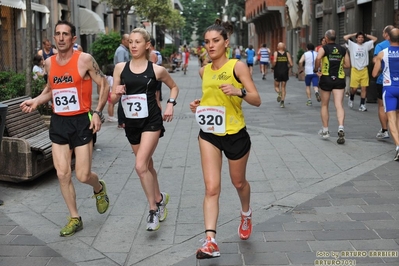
top-left (130, 28), bottom-right (151, 60)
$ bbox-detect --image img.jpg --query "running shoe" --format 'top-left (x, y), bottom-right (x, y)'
top-left (359, 104), bottom-right (367, 112)
top-left (196, 236), bottom-right (220, 259)
top-left (348, 99), bottom-right (353, 108)
top-left (376, 129), bottom-right (389, 139)
top-left (157, 192), bottom-right (170, 222)
top-left (318, 129), bottom-right (330, 139)
top-left (60, 216), bottom-right (83, 237)
top-left (306, 100), bottom-right (312, 106)
top-left (394, 150), bottom-right (399, 161)
top-left (146, 210), bottom-right (160, 231)
top-left (93, 180), bottom-right (109, 214)
top-left (277, 92), bottom-right (282, 102)
top-left (280, 101), bottom-right (285, 108)
top-left (262, 74), bottom-right (265, 80)
top-left (238, 212), bottom-right (252, 240)
top-left (337, 129), bottom-right (345, 144)
top-left (107, 116), bottom-right (118, 122)
top-left (315, 91), bottom-right (321, 102)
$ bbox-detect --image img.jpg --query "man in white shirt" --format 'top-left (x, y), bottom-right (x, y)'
top-left (344, 31), bottom-right (377, 111)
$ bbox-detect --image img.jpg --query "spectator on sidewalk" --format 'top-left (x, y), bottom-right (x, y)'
top-left (344, 31), bottom-right (377, 111)
top-left (298, 43), bottom-right (321, 106)
top-left (189, 18), bottom-right (261, 260)
top-left (37, 39), bottom-right (58, 60)
top-left (32, 55), bottom-right (45, 80)
top-left (373, 25), bottom-right (394, 140)
top-left (111, 28), bottom-right (179, 231)
top-left (315, 29), bottom-right (350, 144)
top-left (20, 20), bottom-right (110, 237)
top-left (272, 42), bottom-right (293, 108)
top-left (114, 34), bottom-right (130, 129)
top-left (372, 28), bottom-right (399, 161)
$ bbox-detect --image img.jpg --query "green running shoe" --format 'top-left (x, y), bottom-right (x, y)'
top-left (93, 180), bottom-right (110, 214)
top-left (60, 216), bottom-right (83, 237)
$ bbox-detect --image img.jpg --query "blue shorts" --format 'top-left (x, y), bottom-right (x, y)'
top-left (260, 61), bottom-right (269, 66)
top-left (235, 55), bottom-right (241, 59)
top-left (305, 74), bottom-right (319, 87)
top-left (383, 86), bottom-right (399, 112)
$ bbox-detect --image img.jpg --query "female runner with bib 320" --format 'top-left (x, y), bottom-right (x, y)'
top-left (189, 19), bottom-right (261, 260)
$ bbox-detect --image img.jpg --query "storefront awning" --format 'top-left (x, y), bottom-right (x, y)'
top-left (165, 33), bottom-right (173, 44)
top-left (0, 0), bottom-right (25, 9)
top-left (79, 7), bottom-right (105, 35)
top-left (30, 3), bottom-right (50, 27)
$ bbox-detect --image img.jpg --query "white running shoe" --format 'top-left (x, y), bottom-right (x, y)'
top-left (359, 104), bottom-right (367, 112)
top-left (348, 99), bottom-right (353, 108)
top-left (146, 210), bottom-right (160, 231)
top-left (376, 129), bottom-right (389, 139)
top-left (318, 129), bottom-right (330, 139)
top-left (157, 192), bottom-right (169, 222)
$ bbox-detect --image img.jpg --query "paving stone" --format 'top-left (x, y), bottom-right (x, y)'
top-left (0, 245), bottom-right (33, 256)
top-left (329, 198), bottom-right (367, 206)
top-left (282, 221), bottom-right (323, 231)
top-left (264, 231), bottom-right (315, 241)
top-left (286, 252), bottom-right (317, 264)
top-left (374, 229), bottom-right (399, 239)
top-left (363, 197), bottom-right (399, 205)
top-left (29, 246), bottom-right (62, 257)
top-left (347, 212), bottom-right (394, 221)
top-left (307, 240), bottom-right (353, 252)
top-left (321, 221), bottom-right (367, 230)
top-left (238, 241), bottom-right (311, 253)
top-left (253, 222), bottom-right (283, 232)
top-left (313, 230), bottom-right (380, 241)
top-left (243, 252), bottom-right (289, 265)
top-left (11, 235), bottom-right (46, 246)
top-left (350, 239), bottom-right (399, 250)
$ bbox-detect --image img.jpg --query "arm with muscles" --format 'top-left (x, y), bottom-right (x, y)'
top-left (314, 47), bottom-right (325, 77)
top-left (110, 63), bottom-right (126, 105)
top-left (219, 61), bottom-right (261, 107)
top-left (83, 53), bottom-right (108, 133)
top-left (365, 33), bottom-right (378, 43)
top-left (343, 51), bottom-right (351, 69)
top-left (343, 33), bottom-right (356, 42)
top-left (189, 67), bottom-right (205, 113)
top-left (372, 51), bottom-right (384, 78)
top-left (20, 57), bottom-right (52, 112)
top-left (271, 51), bottom-right (278, 68)
top-left (154, 64), bottom-right (179, 122)
top-left (298, 54), bottom-right (305, 73)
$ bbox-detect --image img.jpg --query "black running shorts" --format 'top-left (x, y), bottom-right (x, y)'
top-left (49, 113), bottom-right (93, 149)
top-left (319, 76), bottom-right (346, 92)
top-left (199, 127), bottom-right (251, 160)
top-left (376, 83), bottom-right (383, 100)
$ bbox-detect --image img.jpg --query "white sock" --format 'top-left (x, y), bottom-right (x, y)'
top-left (241, 208), bottom-right (252, 217)
top-left (323, 127), bottom-right (329, 132)
top-left (338, 126), bottom-right (344, 131)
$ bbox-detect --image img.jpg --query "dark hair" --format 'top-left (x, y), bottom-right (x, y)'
top-left (306, 43), bottom-right (315, 51)
top-left (54, 20), bottom-right (76, 37)
top-left (248, 44), bottom-right (253, 49)
top-left (355, 32), bottom-right (364, 39)
top-left (203, 18), bottom-right (233, 40)
top-left (262, 43), bottom-right (267, 48)
top-left (150, 37), bottom-right (156, 47)
top-left (33, 55), bottom-right (43, 66)
top-left (105, 64), bottom-right (115, 76)
top-left (320, 37), bottom-right (325, 43)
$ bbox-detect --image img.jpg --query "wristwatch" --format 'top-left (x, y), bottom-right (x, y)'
top-left (92, 110), bottom-right (105, 123)
top-left (167, 98), bottom-right (177, 106)
top-left (238, 88), bottom-right (247, 98)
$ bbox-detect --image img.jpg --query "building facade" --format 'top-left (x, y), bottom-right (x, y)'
top-left (245, 0), bottom-right (398, 73)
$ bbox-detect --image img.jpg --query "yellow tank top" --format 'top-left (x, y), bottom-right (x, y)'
top-left (200, 59), bottom-right (245, 136)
